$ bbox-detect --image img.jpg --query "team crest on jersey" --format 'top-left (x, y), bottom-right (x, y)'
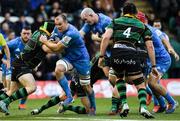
top-left (62, 36), bottom-right (71, 45)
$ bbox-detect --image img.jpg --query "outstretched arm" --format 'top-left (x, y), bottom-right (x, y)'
top-left (161, 38), bottom-right (179, 61)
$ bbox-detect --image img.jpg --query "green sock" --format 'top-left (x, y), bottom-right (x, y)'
top-left (39, 96), bottom-right (60, 112)
top-left (138, 88), bottom-right (147, 109)
top-left (0, 92), bottom-right (9, 101)
top-left (63, 105), bottom-right (87, 114)
top-left (111, 97), bottom-right (120, 111)
top-left (4, 88), bottom-right (28, 105)
top-left (116, 79), bottom-right (127, 104)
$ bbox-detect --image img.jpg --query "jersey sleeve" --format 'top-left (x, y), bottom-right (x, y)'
top-left (107, 21), bottom-right (114, 29)
top-left (60, 34), bottom-right (72, 48)
top-left (0, 34), bottom-right (7, 46)
top-left (142, 25), bottom-right (152, 41)
top-left (7, 39), bottom-right (17, 51)
top-left (155, 29), bottom-right (164, 39)
top-left (80, 23), bottom-right (91, 35)
top-left (50, 27), bottom-right (61, 41)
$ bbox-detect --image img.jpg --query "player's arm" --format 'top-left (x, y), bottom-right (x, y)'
top-left (79, 30), bottom-right (86, 38)
top-left (79, 23), bottom-right (90, 38)
top-left (40, 35), bottom-right (66, 53)
top-left (161, 37), bottom-right (179, 61)
top-left (98, 28), bottom-right (113, 68)
top-left (42, 44), bottom-right (54, 53)
top-left (2, 44), bottom-right (11, 68)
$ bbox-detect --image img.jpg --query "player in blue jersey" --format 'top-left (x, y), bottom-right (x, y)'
top-left (33, 14), bottom-right (96, 116)
top-left (0, 26), bottom-right (32, 110)
top-left (137, 12), bottom-right (179, 114)
top-left (80, 8), bottom-right (124, 115)
top-left (146, 20), bottom-right (179, 112)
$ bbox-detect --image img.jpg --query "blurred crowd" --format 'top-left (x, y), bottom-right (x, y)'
top-left (0, 0), bottom-right (180, 79)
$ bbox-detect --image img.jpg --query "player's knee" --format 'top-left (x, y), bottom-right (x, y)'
top-left (55, 67), bottom-right (64, 78)
top-left (79, 74), bottom-right (90, 85)
top-left (26, 85), bottom-right (37, 94)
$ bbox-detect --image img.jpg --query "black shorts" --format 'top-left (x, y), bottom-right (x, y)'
top-left (70, 80), bottom-right (86, 97)
top-left (11, 58), bottom-right (32, 82)
top-left (110, 48), bottom-right (142, 78)
top-left (91, 56), bottom-right (106, 85)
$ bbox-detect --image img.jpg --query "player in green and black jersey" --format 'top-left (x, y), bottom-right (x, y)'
top-left (0, 22), bottom-right (58, 115)
top-left (98, 3), bottom-right (158, 119)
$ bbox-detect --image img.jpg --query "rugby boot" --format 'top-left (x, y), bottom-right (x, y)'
top-left (166, 101), bottom-right (179, 114)
top-left (140, 107), bottom-right (154, 119)
top-left (119, 103), bottom-right (129, 117)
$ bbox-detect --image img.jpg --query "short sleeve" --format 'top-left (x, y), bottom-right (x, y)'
top-left (0, 34), bottom-right (6, 46)
top-left (80, 23), bottom-right (91, 35)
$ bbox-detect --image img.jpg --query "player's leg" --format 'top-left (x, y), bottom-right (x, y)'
top-left (31, 95), bottom-right (66, 115)
top-left (0, 80), bottom-right (19, 101)
top-left (0, 73), bottom-right (36, 114)
top-left (124, 53), bottom-right (153, 119)
top-left (127, 74), bottom-right (154, 119)
top-left (57, 79), bottom-right (88, 114)
top-left (108, 69), bottom-right (122, 115)
top-left (0, 69), bottom-right (5, 96)
top-left (55, 59), bottom-right (73, 105)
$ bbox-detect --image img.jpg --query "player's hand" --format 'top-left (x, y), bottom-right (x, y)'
top-left (39, 35), bottom-right (48, 43)
top-left (2, 59), bottom-right (10, 69)
top-left (98, 57), bottom-right (105, 68)
top-left (168, 49), bottom-right (179, 61)
top-left (91, 33), bottom-right (101, 42)
top-left (151, 67), bottom-right (160, 79)
top-left (174, 53), bottom-right (179, 61)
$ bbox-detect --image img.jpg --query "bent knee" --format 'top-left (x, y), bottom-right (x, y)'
top-left (26, 85), bottom-right (37, 94)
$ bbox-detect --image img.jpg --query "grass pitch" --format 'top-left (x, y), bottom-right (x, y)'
top-left (0, 96), bottom-right (180, 120)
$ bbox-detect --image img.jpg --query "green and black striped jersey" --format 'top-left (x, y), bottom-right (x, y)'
top-left (107, 14), bottom-right (152, 45)
top-left (21, 30), bottom-right (47, 68)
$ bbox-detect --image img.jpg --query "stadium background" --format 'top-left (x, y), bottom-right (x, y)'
top-left (1, 0), bottom-right (179, 98)
top-left (0, 0), bottom-right (180, 120)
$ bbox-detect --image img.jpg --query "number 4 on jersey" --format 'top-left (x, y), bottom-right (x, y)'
top-left (123, 27), bottom-right (131, 38)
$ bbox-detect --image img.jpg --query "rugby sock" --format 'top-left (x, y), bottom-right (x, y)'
top-left (63, 105), bottom-right (87, 114)
top-left (153, 95), bottom-right (159, 106)
top-left (116, 79), bottom-right (127, 104)
top-left (3, 88), bottom-right (28, 105)
top-left (0, 92), bottom-right (9, 100)
top-left (164, 92), bottom-right (175, 105)
top-left (146, 86), bottom-right (153, 95)
top-left (87, 90), bottom-right (96, 109)
top-left (19, 97), bottom-right (27, 105)
top-left (111, 97), bottom-right (120, 111)
top-left (58, 76), bottom-right (72, 98)
top-left (138, 88), bottom-right (147, 109)
top-left (39, 96), bottom-right (61, 112)
top-left (157, 96), bottom-right (166, 108)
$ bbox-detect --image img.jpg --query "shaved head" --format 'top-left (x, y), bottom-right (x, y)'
top-left (80, 7), bottom-right (99, 25)
top-left (80, 7), bottom-right (95, 18)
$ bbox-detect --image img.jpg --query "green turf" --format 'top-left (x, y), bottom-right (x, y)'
top-left (0, 96), bottom-right (180, 120)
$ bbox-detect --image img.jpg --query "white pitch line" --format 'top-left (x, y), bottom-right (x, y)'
top-left (34, 117), bottom-right (180, 121)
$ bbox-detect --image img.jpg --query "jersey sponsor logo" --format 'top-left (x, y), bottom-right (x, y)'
top-left (155, 29), bottom-right (162, 36)
top-left (113, 43), bottom-right (136, 51)
top-left (113, 58), bottom-right (136, 65)
top-left (62, 36), bottom-right (71, 45)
